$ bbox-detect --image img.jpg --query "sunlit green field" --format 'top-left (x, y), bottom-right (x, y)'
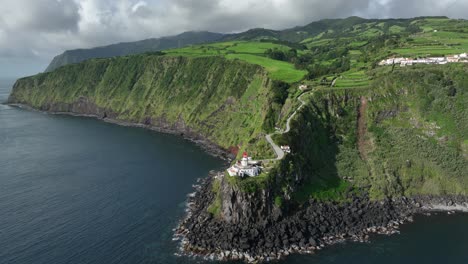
top-left (390, 22), bottom-right (468, 57)
top-left (165, 41), bottom-right (307, 83)
top-left (226, 53), bottom-right (307, 83)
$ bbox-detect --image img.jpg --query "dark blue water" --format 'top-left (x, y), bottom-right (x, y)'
top-left (1, 79), bottom-right (467, 264)
top-left (0, 79), bottom-right (224, 264)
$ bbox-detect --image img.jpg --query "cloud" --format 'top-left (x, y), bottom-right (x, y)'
top-left (2, 0), bottom-right (80, 33)
top-left (365, 0), bottom-right (468, 18)
top-left (1, 0), bottom-right (468, 77)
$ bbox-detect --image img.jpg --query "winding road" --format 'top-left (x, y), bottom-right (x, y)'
top-left (263, 90), bottom-right (312, 162)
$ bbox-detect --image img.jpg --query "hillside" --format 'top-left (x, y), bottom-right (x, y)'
top-left (45, 31), bottom-right (224, 72)
top-left (9, 15), bottom-right (468, 260)
top-left (11, 55), bottom-right (288, 160)
top-left (281, 65), bottom-right (468, 201)
top-left (164, 41), bottom-right (308, 83)
top-left (11, 15), bottom-right (468, 203)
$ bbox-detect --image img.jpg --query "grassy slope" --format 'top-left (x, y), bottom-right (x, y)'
top-left (265, 16), bottom-right (468, 200)
top-left (10, 17), bottom-right (468, 202)
top-left (278, 65), bottom-right (467, 203)
top-left (10, 55), bottom-right (278, 158)
top-left (364, 65), bottom-right (468, 197)
top-left (165, 41), bottom-right (307, 83)
top-left (388, 18), bottom-right (468, 56)
top-left (190, 17), bottom-right (468, 203)
top-left (168, 18), bottom-right (468, 200)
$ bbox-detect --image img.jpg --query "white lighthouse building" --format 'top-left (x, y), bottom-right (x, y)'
top-left (227, 152), bottom-right (261, 177)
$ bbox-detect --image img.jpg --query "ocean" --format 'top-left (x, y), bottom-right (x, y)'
top-left (0, 79), bottom-right (467, 264)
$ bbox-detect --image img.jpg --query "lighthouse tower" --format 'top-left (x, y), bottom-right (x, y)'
top-left (241, 151), bottom-right (249, 167)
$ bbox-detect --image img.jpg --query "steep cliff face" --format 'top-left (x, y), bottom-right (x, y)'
top-left (219, 175), bottom-right (282, 224)
top-left (177, 173), bottom-right (431, 262)
top-left (9, 55), bottom-right (277, 158)
top-left (215, 64), bottom-right (468, 226)
top-left (277, 65), bottom-right (468, 202)
top-left (45, 31), bottom-right (224, 72)
top-left (174, 65), bottom-right (468, 261)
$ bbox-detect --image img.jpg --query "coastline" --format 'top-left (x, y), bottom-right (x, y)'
top-left (7, 103), bottom-right (233, 162)
top-left (174, 173), bottom-right (468, 263)
top-left (7, 103), bottom-right (468, 263)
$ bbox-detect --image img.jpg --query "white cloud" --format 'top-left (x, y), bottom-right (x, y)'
top-left (1, 0), bottom-right (468, 77)
top-left (131, 1), bottom-right (148, 13)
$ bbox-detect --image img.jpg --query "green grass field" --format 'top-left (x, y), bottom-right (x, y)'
top-left (226, 53), bottom-right (307, 83)
top-left (226, 41), bottom-right (289, 54)
top-left (165, 41), bottom-right (291, 56)
top-left (165, 41), bottom-right (307, 83)
top-left (390, 27), bottom-right (468, 57)
top-left (334, 79), bottom-right (370, 88)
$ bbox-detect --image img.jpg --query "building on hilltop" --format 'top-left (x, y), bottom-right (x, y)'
top-left (447, 56), bottom-right (459, 63)
top-left (379, 53), bottom-right (468, 67)
top-left (227, 152), bottom-right (261, 177)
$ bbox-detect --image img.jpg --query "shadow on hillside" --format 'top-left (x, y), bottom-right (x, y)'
top-left (281, 97), bottom-right (350, 204)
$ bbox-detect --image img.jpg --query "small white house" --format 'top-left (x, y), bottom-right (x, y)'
top-left (447, 56), bottom-right (459, 63)
top-left (281, 145), bottom-right (291, 154)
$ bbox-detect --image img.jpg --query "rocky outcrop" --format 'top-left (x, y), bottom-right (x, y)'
top-left (176, 173), bottom-right (468, 262)
top-left (175, 173), bottom-right (468, 262)
top-left (415, 195), bottom-right (468, 212)
top-left (219, 175), bottom-right (281, 224)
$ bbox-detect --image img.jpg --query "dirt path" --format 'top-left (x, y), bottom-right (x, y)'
top-left (262, 91), bottom-right (311, 162)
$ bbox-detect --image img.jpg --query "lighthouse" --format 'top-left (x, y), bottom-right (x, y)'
top-left (226, 151), bottom-right (261, 177)
top-left (241, 151), bottom-right (249, 167)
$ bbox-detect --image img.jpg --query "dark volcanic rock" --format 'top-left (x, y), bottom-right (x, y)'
top-left (174, 173), bottom-right (468, 262)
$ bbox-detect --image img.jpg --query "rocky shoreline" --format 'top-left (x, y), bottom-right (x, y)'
top-left (7, 103), bottom-right (467, 263)
top-left (174, 172), bottom-right (468, 263)
top-left (7, 103), bottom-right (233, 161)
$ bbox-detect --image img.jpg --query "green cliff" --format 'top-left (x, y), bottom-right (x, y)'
top-left (10, 55), bottom-right (283, 159)
top-left (9, 16), bottom-right (468, 207)
top-left (271, 64), bottom-right (468, 204)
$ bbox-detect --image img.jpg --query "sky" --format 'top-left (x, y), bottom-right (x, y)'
top-left (1, 0), bottom-right (468, 79)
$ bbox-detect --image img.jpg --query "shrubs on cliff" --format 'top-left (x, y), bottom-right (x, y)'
top-left (262, 81), bottom-right (291, 132)
top-left (365, 65), bottom-right (468, 197)
top-left (9, 55), bottom-right (278, 159)
top-left (207, 179), bottom-right (222, 216)
top-left (269, 65), bottom-right (467, 203)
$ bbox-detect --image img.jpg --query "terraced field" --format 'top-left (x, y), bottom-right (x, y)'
top-left (391, 19), bottom-right (468, 57)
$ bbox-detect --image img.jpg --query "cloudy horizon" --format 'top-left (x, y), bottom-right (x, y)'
top-left (1, 0), bottom-right (467, 78)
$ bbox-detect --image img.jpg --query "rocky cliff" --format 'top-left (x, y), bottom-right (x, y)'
top-left (177, 173), bottom-right (468, 262)
top-left (8, 49), bottom-right (468, 263)
top-left (175, 64), bottom-right (468, 261)
top-left (275, 65), bottom-right (468, 203)
top-left (10, 54), bottom-right (278, 159)
top-left (219, 173), bottom-right (281, 224)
